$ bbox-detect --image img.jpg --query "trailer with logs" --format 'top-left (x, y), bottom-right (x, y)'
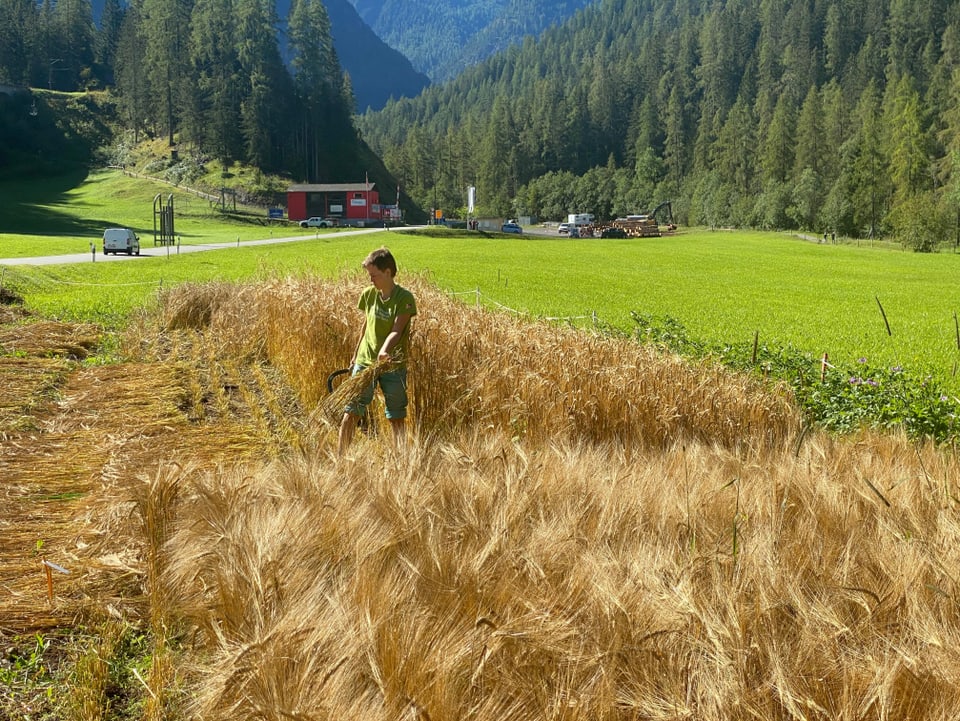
top-left (593, 201), bottom-right (675, 238)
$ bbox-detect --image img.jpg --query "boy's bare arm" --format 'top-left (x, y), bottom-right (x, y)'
top-left (378, 313), bottom-right (412, 361)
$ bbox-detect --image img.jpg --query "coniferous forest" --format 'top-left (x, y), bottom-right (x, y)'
top-left (2, 0), bottom-right (960, 244)
top-left (358, 0), bottom-right (960, 246)
top-left (0, 0), bottom-right (358, 184)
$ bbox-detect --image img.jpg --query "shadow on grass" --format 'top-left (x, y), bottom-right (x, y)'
top-left (0, 167), bottom-right (118, 238)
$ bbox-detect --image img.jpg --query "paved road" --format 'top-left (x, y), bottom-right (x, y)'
top-left (0, 226), bottom-right (423, 266)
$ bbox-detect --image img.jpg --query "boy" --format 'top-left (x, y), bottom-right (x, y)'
top-left (338, 247), bottom-right (417, 455)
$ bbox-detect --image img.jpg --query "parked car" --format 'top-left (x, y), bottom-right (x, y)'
top-left (501, 222), bottom-right (523, 234)
top-left (600, 227), bottom-right (627, 238)
top-left (102, 227), bottom-right (140, 256)
top-left (557, 222), bottom-right (570, 234)
top-left (300, 216), bottom-right (336, 228)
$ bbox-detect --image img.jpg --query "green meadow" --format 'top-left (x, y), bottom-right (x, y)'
top-left (3, 169), bottom-right (960, 402)
top-left (0, 168), bottom-right (318, 256)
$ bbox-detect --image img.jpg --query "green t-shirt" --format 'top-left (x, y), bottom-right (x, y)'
top-left (355, 284), bottom-right (417, 367)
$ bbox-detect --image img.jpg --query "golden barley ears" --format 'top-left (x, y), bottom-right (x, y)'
top-left (104, 275), bottom-right (957, 719)
top-left (146, 431), bottom-right (960, 721)
top-left (6, 271), bottom-right (960, 720)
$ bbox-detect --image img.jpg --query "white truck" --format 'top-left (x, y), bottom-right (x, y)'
top-left (102, 228), bottom-right (140, 255)
top-left (299, 216), bottom-right (336, 228)
top-left (567, 213), bottom-right (594, 227)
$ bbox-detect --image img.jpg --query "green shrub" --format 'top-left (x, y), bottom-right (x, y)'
top-left (631, 312), bottom-right (960, 443)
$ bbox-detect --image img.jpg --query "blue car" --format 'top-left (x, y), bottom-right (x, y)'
top-left (501, 222), bottom-right (523, 234)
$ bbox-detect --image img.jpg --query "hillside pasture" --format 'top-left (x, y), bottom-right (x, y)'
top-left (0, 169), bottom-right (318, 257)
top-left (4, 275), bottom-right (960, 719)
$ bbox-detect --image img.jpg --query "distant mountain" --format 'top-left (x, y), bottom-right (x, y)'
top-left (274, 0), bottom-right (430, 111)
top-left (326, 0), bottom-right (430, 111)
top-left (347, 0), bottom-right (596, 81)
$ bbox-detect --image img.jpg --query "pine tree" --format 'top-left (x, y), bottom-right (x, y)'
top-left (114, 3), bottom-right (148, 140)
top-left (49, 0), bottom-right (94, 89)
top-left (662, 84), bottom-right (689, 197)
top-left (820, 79), bottom-right (849, 188)
top-left (884, 74), bottom-right (932, 202)
top-left (756, 0), bottom-right (789, 107)
top-left (759, 94), bottom-right (795, 185)
top-left (188, 0), bottom-right (242, 165)
top-left (236, 0), bottom-right (290, 171)
top-left (288, 0), bottom-right (352, 181)
top-left (793, 85), bottom-right (825, 178)
top-left (477, 97), bottom-right (517, 215)
top-left (95, 0), bottom-right (124, 85)
top-left (586, 50), bottom-right (623, 166)
top-left (141, 0), bottom-right (193, 146)
top-left (849, 81), bottom-right (890, 237)
top-left (712, 97), bottom-right (755, 197)
top-left (0, 0), bottom-right (38, 85)
top-left (886, 0), bottom-right (949, 82)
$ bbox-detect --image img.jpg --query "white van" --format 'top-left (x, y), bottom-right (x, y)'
top-left (102, 228), bottom-right (140, 256)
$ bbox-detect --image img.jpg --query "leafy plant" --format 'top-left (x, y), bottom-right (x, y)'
top-left (631, 312), bottom-right (960, 443)
top-left (0, 633), bottom-right (57, 719)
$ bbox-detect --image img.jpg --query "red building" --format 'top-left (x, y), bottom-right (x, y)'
top-left (287, 182), bottom-right (385, 225)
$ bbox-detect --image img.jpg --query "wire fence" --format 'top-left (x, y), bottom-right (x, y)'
top-left (112, 166), bottom-right (220, 204)
top-left (447, 288), bottom-right (598, 325)
top-left (33, 276), bottom-right (162, 288)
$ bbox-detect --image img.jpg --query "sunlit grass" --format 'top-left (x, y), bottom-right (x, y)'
top-left (5, 226), bottom-right (960, 388)
top-left (393, 231), bottom-right (960, 386)
top-left (0, 169), bottom-right (331, 256)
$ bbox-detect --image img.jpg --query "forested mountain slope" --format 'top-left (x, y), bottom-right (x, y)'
top-left (86, 0), bottom-right (430, 112)
top-left (0, 0), bottom-right (405, 191)
top-left (358, 0), bottom-right (960, 244)
top-left (348, 0), bottom-right (596, 81)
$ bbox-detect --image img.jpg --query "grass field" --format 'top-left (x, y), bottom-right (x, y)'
top-left (0, 168), bottom-right (325, 256)
top-left (4, 168), bottom-right (960, 441)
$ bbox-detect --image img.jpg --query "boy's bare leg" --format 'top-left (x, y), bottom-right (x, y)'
top-left (389, 418), bottom-right (406, 448)
top-left (338, 412), bottom-right (359, 455)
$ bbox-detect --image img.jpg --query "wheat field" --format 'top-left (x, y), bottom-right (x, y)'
top-left (5, 273), bottom-right (960, 719)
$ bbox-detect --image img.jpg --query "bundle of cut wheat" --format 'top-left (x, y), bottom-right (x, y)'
top-left (313, 358), bottom-right (393, 427)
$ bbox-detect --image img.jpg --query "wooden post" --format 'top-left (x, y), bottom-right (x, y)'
top-left (43, 559), bottom-right (53, 603)
top-left (875, 295), bottom-right (892, 336)
top-left (41, 559), bottom-right (69, 605)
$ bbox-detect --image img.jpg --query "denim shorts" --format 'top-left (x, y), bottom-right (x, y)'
top-left (344, 365), bottom-right (409, 419)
